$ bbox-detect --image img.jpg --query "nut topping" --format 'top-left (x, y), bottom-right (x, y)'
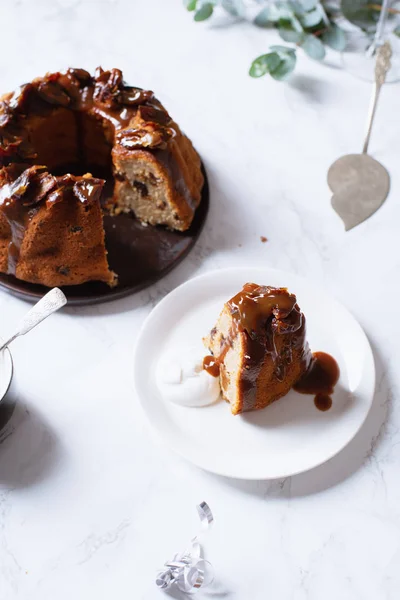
top-left (117, 124), bottom-right (174, 150)
top-left (37, 81), bottom-right (71, 107)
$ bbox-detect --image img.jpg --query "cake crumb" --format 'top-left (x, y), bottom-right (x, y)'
top-left (260, 236), bottom-right (268, 243)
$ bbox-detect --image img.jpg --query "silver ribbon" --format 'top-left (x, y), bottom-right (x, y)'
top-left (156, 502), bottom-right (214, 594)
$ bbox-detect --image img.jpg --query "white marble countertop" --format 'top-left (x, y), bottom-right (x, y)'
top-left (1, 1), bottom-right (400, 598)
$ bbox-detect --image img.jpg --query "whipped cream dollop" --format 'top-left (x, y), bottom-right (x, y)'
top-left (156, 347), bottom-right (221, 408)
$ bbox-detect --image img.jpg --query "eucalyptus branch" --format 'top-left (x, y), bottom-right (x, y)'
top-left (184, 0), bottom-right (400, 80)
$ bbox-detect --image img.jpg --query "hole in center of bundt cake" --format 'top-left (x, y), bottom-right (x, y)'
top-left (29, 107), bottom-right (114, 188)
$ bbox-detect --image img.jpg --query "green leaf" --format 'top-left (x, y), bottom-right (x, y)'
top-left (301, 33), bottom-right (326, 59)
top-left (278, 20), bottom-right (304, 43)
top-left (254, 7), bottom-right (274, 27)
top-left (249, 49), bottom-right (297, 80)
top-left (289, 12), bottom-right (304, 32)
top-left (270, 50), bottom-right (297, 80)
top-left (222, 0), bottom-right (245, 18)
top-left (185, 0), bottom-right (197, 11)
top-left (194, 2), bottom-right (214, 21)
top-left (321, 24), bottom-right (346, 51)
top-left (270, 44), bottom-right (296, 54)
top-left (325, 4), bottom-right (341, 15)
top-left (288, 1), bottom-right (305, 15)
top-left (249, 53), bottom-right (281, 77)
top-left (298, 0), bottom-right (317, 10)
top-left (301, 7), bottom-right (323, 28)
top-left (394, 25), bottom-right (400, 38)
top-left (267, 1), bottom-right (295, 20)
top-left (289, 0), bottom-right (317, 15)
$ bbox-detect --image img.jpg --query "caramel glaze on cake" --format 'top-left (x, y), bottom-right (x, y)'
top-left (204, 284), bottom-right (312, 415)
top-left (0, 67), bottom-right (204, 287)
top-left (0, 165), bottom-right (111, 286)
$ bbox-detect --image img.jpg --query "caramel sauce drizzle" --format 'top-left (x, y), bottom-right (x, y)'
top-left (203, 355), bottom-right (220, 377)
top-left (294, 351), bottom-right (340, 411)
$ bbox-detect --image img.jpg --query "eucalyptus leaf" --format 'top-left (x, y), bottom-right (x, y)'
top-left (254, 4), bottom-right (285, 26)
top-left (289, 0), bottom-right (319, 15)
top-left (249, 48), bottom-right (297, 80)
top-left (270, 50), bottom-right (297, 79)
top-left (185, 0), bottom-right (197, 11)
top-left (194, 2), bottom-right (214, 21)
top-left (325, 3), bottom-right (341, 15)
top-left (279, 22), bottom-right (304, 42)
top-left (278, 16), bottom-right (295, 28)
top-left (301, 7), bottom-right (323, 27)
top-left (270, 44), bottom-right (296, 54)
top-left (271, 1), bottom-right (296, 20)
top-left (268, 2), bottom-right (290, 20)
top-left (249, 52), bottom-right (282, 77)
top-left (298, 0), bottom-right (318, 11)
top-left (322, 23), bottom-right (346, 50)
top-left (288, 0), bottom-right (306, 15)
top-left (289, 12), bottom-right (305, 32)
top-left (254, 7), bottom-right (272, 27)
top-left (301, 33), bottom-right (326, 59)
top-left (222, 0), bottom-right (245, 18)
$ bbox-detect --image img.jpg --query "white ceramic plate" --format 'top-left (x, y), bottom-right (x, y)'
top-left (134, 268), bottom-right (375, 479)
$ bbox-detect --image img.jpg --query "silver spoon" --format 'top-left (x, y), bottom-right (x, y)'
top-left (328, 41), bottom-right (392, 231)
top-left (0, 288), bottom-right (67, 353)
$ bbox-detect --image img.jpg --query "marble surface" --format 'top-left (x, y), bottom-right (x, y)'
top-left (0, 1), bottom-right (400, 598)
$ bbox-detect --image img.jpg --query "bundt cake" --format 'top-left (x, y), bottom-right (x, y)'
top-left (0, 68), bottom-right (204, 287)
top-left (204, 284), bottom-right (312, 414)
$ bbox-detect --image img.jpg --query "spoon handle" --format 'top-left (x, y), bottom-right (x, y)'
top-left (362, 41), bottom-right (392, 154)
top-left (0, 288), bottom-right (67, 352)
top-left (367, 0), bottom-right (391, 57)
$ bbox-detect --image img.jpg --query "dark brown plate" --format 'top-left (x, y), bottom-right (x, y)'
top-left (0, 166), bottom-right (209, 306)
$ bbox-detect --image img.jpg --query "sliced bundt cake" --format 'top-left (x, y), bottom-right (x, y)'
top-left (0, 67), bottom-right (203, 287)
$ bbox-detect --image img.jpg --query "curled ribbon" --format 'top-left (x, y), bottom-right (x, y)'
top-left (156, 501), bottom-right (214, 594)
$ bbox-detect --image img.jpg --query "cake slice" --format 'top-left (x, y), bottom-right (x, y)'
top-left (0, 165), bottom-right (116, 287)
top-left (204, 283), bottom-right (311, 415)
top-left (112, 106), bottom-right (203, 231)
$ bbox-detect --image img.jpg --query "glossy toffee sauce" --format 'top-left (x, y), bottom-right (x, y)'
top-left (293, 351), bottom-right (340, 411)
top-left (0, 198), bottom-right (32, 274)
top-left (203, 355), bottom-right (220, 377)
top-left (0, 175), bottom-right (40, 275)
top-left (204, 284), bottom-right (309, 412)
